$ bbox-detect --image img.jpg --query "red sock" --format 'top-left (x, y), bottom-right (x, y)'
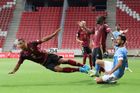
top-left (89, 55), bottom-right (93, 69)
top-left (62, 67), bottom-right (79, 73)
top-left (62, 59), bottom-right (84, 67)
top-left (83, 54), bottom-right (87, 64)
top-left (69, 59), bottom-right (84, 67)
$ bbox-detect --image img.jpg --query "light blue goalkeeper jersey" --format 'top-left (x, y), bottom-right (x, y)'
top-left (113, 47), bottom-right (128, 78)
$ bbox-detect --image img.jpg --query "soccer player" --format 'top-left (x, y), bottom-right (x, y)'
top-left (9, 28), bottom-right (90, 74)
top-left (112, 24), bottom-right (131, 72)
top-left (95, 35), bottom-right (127, 84)
top-left (76, 21), bottom-right (93, 69)
top-left (113, 24), bottom-right (128, 39)
top-left (79, 16), bottom-right (112, 74)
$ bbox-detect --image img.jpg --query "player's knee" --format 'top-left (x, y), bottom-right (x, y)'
top-left (96, 60), bottom-right (103, 65)
top-left (54, 66), bottom-right (63, 72)
top-left (96, 60), bottom-right (100, 65)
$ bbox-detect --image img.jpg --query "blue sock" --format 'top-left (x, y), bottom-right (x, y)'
top-left (125, 60), bottom-right (128, 68)
top-left (95, 64), bottom-right (100, 73)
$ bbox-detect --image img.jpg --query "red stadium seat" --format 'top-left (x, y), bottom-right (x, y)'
top-left (17, 7), bottom-right (62, 49)
top-left (0, 0), bottom-right (15, 48)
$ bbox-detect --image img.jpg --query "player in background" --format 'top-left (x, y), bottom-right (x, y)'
top-left (113, 24), bottom-right (128, 39)
top-left (95, 35), bottom-right (128, 84)
top-left (76, 21), bottom-right (93, 70)
top-left (79, 16), bottom-right (112, 76)
top-left (112, 24), bottom-right (132, 72)
top-left (9, 28), bottom-right (90, 74)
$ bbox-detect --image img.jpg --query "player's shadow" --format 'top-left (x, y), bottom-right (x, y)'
top-left (0, 79), bottom-right (95, 87)
top-left (98, 83), bottom-right (120, 88)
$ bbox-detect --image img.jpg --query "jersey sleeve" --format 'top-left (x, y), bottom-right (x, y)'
top-left (117, 50), bottom-right (124, 61)
top-left (31, 40), bottom-right (43, 46)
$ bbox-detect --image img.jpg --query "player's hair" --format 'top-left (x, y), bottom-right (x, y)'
top-left (18, 38), bottom-right (25, 42)
top-left (14, 38), bottom-right (25, 45)
top-left (118, 35), bottom-right (126, 44)
top-left (115, 23), bottom-right (120, 26)
top-left (96, 16), bottom-right (106, 24)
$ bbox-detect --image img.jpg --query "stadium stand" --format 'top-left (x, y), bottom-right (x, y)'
top-left (116, 0), bottom-right (140, 49)
top-left (122, 0), bottom-right (140, 14)
top-left (17, 7), bottom-right (62, 49)
top-left (0, 0), bottom-right (16, 51)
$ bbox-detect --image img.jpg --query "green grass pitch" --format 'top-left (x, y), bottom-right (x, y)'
top-left (0, 57), bottom-right (140, 93)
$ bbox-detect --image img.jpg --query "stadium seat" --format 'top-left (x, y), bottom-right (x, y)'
top-left (17, 7), bottom-right (62, 49)
top-left (0, 0), bottom-right (15, 49)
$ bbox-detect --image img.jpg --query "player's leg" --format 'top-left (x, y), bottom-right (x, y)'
top-left (92, 47), bottom-right (103, 66)
top-left (125, 58), bottom-right (133, 72)
top-left (97, 47), bottom-right (105, 73)
top-left (83, 46), bottom-right (88, 65)
top-left (58, 58), bottom-right (90, 73)
top-left (125, 59), bottom-right (128, 68)
top-left (95, 61), bottom-right (116, 84)
top-left (89, 48), bottom-right (98, 76)
top-left (97, 47), bottom-right (103, 60)
top-left (45, 63), bottom-right (81, 73)
top-left (86, 47), bottom-right (93, 69)
top-left (54, 65), bottom-right (80, 73)
top-left (88, 59), bottom-right (104, 77)
top-left (94, 59), bottom-right (105, 76)
top-left (58, 58), bottom-right (84, 67)
top-left (96, 74), bottom-right (117, 84)
top-left (44, 53), bottom-right (89, 73)
top-left (43, 54), bottom-right (81, 73)
top-left (92, 48), bottom-right (98, 67)
top-left (83, 46), bottom-right (93, 69)
top-left (88, 53), bottom-right (93, 69)
top-left (95, 60), bottom-right (105, 71)
top-left (83, 53), bottom-right (87, 65)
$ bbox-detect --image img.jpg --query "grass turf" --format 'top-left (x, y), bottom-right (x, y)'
top-left (0, 57), bottom-right (140, 93)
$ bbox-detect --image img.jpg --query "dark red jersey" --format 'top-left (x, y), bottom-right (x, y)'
top-left (18, 40), bottom-right (48, 65)
top-left (92, 24), bottom-right (111, 48)
top-left (77, 28), bottom-right (91, 47)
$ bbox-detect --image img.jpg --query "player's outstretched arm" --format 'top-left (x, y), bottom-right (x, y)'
top-left (106, 59), bottom-right (123, 75)
top-left (41, 28), bottom-right (61, 43)
top-left (82, 26), bottom-right (93, 34)
top-left (8, 62), bottom-right (21, 74)
top-left (78, 21), bottom-right (93, 34)
top-left (120, 28), bottom-right (128, 34)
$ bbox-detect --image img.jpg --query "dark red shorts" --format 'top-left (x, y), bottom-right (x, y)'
top-left (43, 54), bottom-right (63, 71)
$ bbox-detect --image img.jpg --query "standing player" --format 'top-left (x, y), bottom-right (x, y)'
top-left (76, 21), bottom-right (93, 70)
top-left (9, 28), bottom-right (90, 74)
top-left (79, 16), bottom-right (112, 76)
top-left (95, 35), bottom-right (128, 84)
